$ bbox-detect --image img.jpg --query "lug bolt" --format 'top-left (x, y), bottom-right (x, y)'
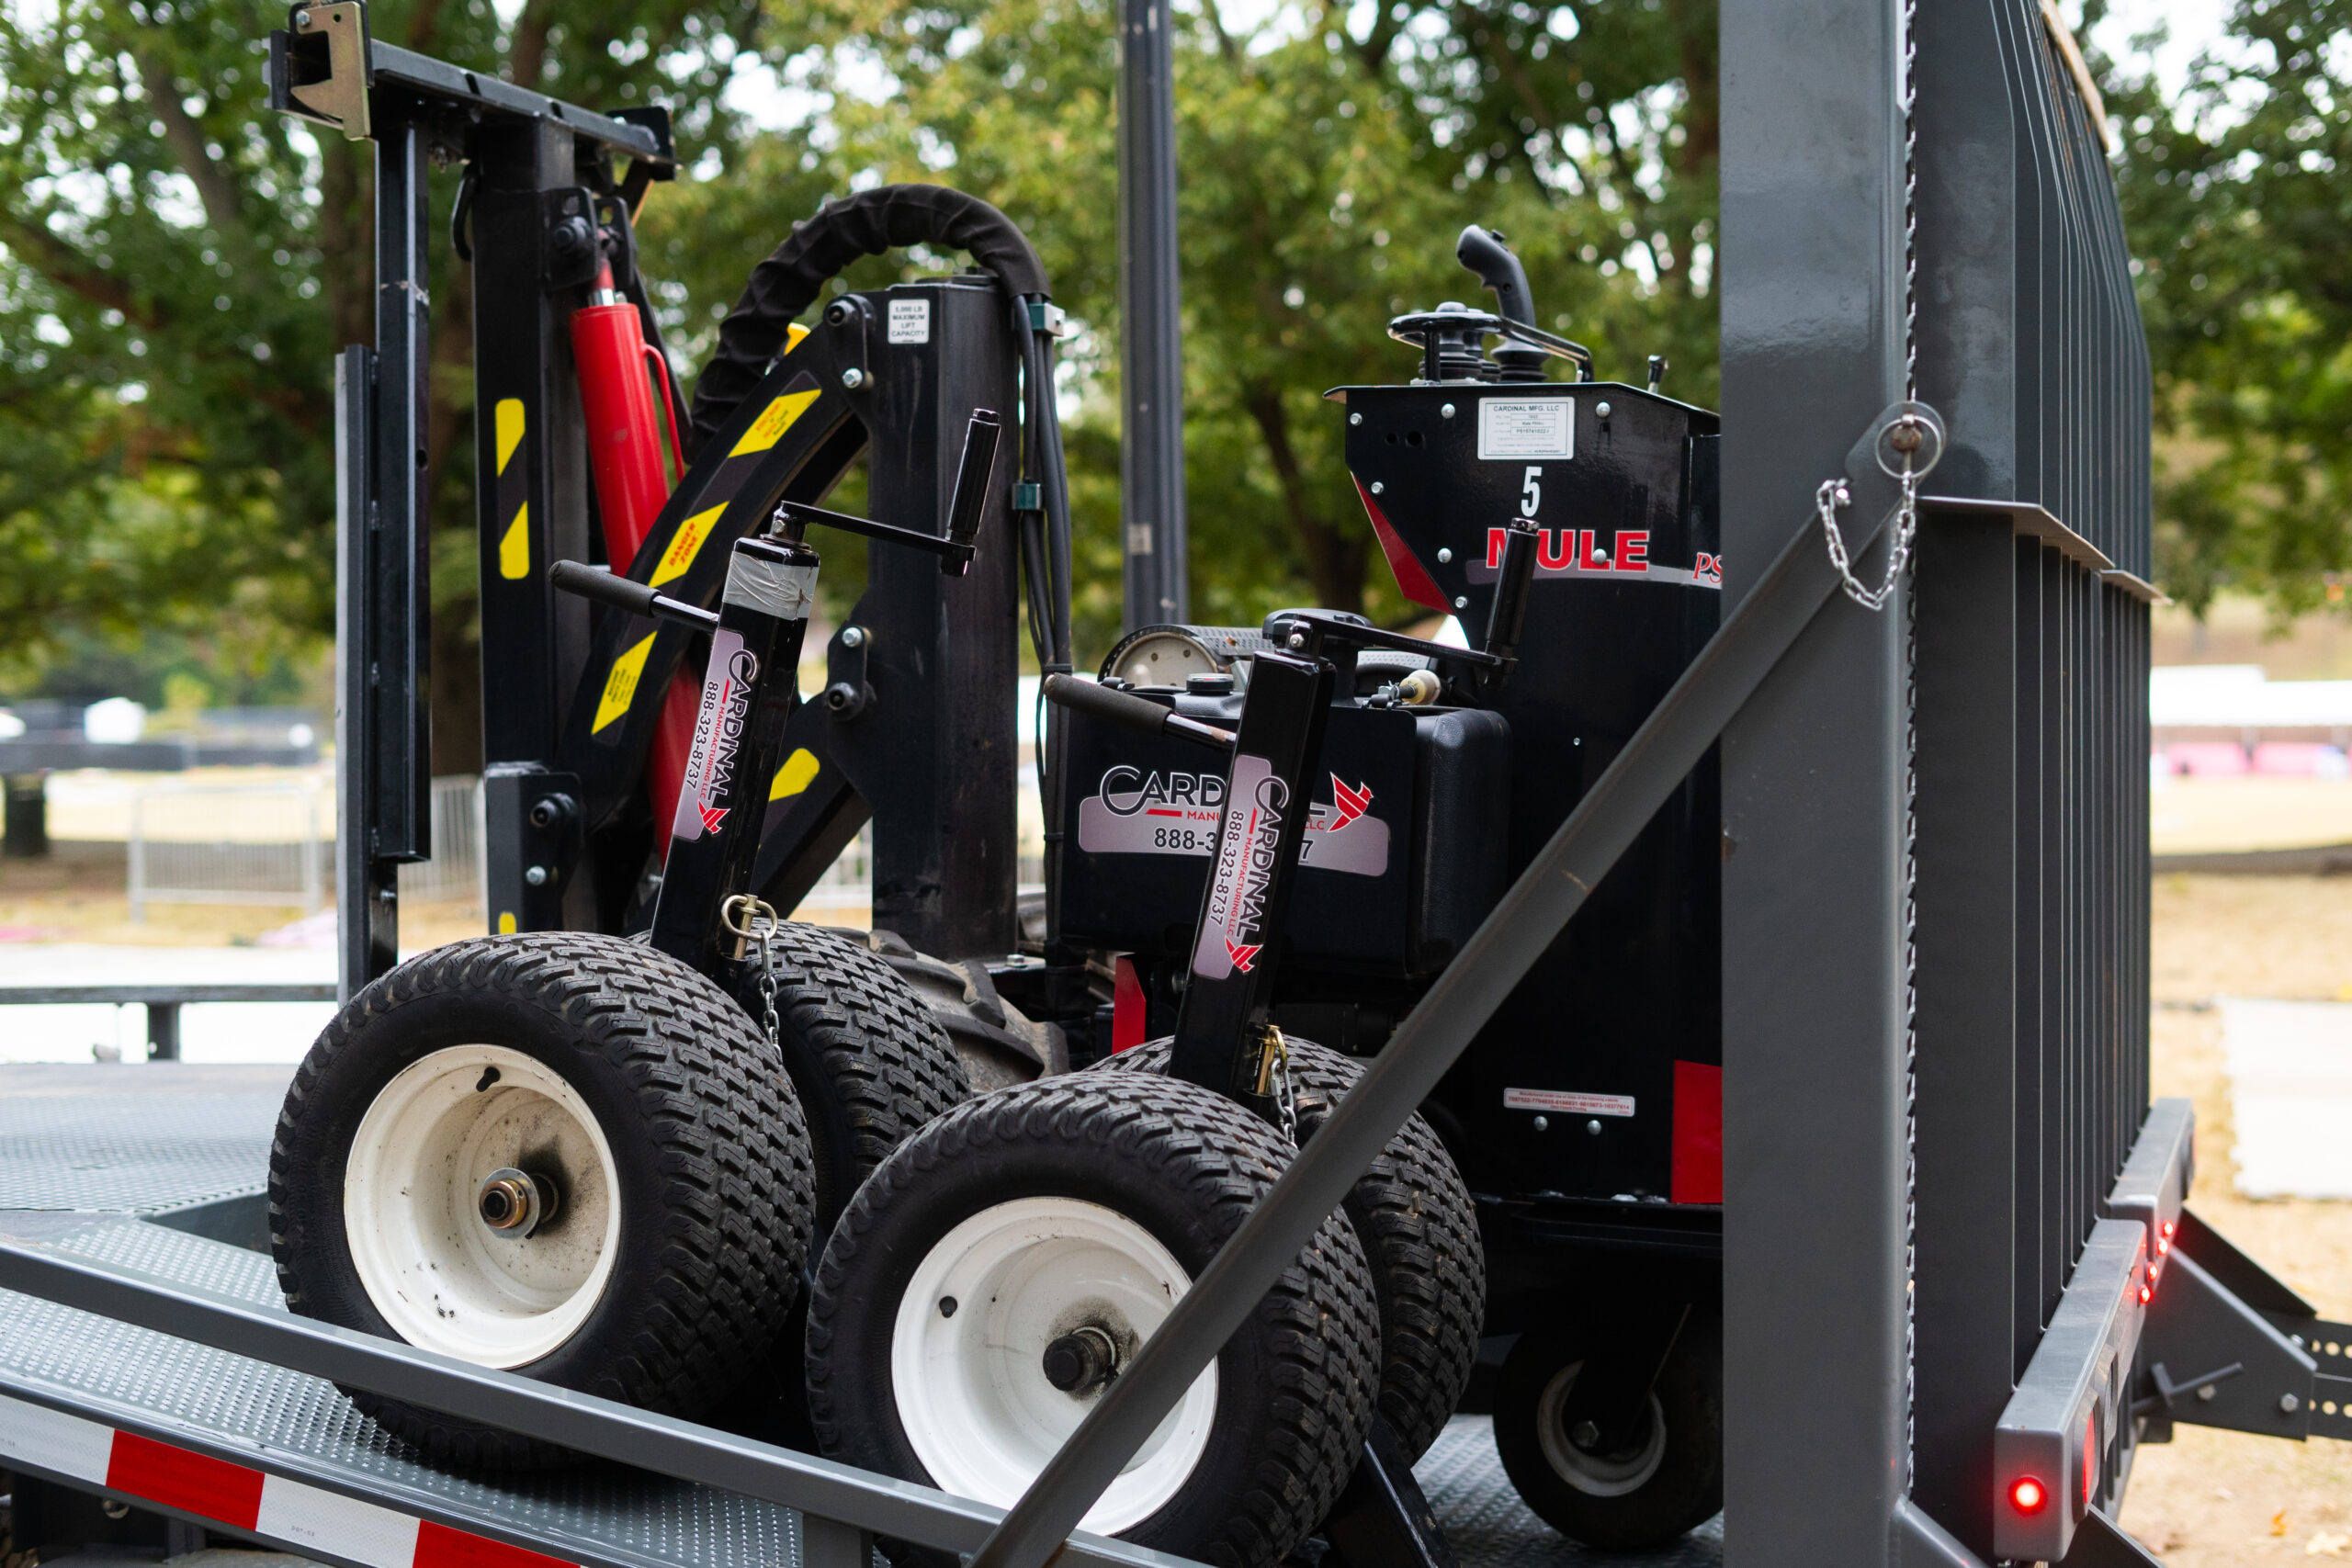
top-left (477, 1168), bottom-right (556, 1235)
top-left (842, 367), bottom-right (866, 389)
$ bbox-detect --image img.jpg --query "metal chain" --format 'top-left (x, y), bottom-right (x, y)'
top-left (719, 894), bottom-right (786, 1057)
top-left (1267, 1027), bottom-right (1298, 1147)
top-left (1815, 463), bottom-right (1922, 613)
top-left (1820, 0), bottom-right (1927, 615)
top-left (1897, 0), bottom-right (1923, 1489)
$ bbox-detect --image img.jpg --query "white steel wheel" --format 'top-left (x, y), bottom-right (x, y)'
top-left (344, 1043), bottom-right (622, 1368)
top-left (889, 1196), bottom-right (1218, 1535)
top-left (1532, 1360), bottom-right (1668, 1497)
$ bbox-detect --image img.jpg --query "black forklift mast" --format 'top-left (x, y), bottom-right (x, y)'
top-left (272, 1), bottom-right (679, 998)
top-left (275, 4), bottom-right (1043, 996)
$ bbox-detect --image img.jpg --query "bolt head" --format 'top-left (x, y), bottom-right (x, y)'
top-left (1569, 1420), bottom-right (1600, 1450)
top-left (525, 865), bottom-right (548, 886)
top-left (842, 367), bottom-right (866, 389)
top-left (1587, 1119), bottom-right (1603, 1135)
top-left (1287, 632), bottom-right (1306, 650)
top-left (1890, 422), bottom-right (1925, 453)
top-left (1595, 400), bottom-right (1613, 419)
top-left (1349, 412), bottom-right (1363, 426)
top-left (842, 625), bottom-right (865, 648)
top-left (293, 7), bottom-right (312, 26)
top-left (1370, 481), bottom-right (1385, 495)
top-left (2283, 1393), bottom-right (2303, 1414)
top-left (1532, 1115), bottom-right (1548, 1132)
top-left (1437, 547), bottom-right (1453, 564)
top-left (2199, 1382), bottom-right (2218, 1401)
top-left (1441, 403), bottom-right (1456, 419)
top-left (1453, 596), bottom-right (1468, 610)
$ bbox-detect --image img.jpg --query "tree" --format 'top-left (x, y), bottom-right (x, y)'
top-left (3, 0), bottom-right (1720, 727)
top-left (2106, 0), bottom-right (2352, 614)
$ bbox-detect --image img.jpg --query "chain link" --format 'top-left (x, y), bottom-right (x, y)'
top-left (720, 894), bottom-right (786, 1058)
top-left (1265, 1026), bottom-right (1298, 1147)
top-left (1816, 458), bottom-right (1923, 613)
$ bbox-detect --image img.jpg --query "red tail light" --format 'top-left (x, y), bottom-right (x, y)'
top-left (2011, 1477), bottom-right (2047, 1514)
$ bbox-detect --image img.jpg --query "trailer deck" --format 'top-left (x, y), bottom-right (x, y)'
top-left (0, 1065), bottom-right (1718, 1568)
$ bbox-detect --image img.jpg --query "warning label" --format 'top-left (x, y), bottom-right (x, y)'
top-left (887, 299), bottom-right (932, 344)
top-left (1504, 1088), bottom-right (1635, 1118)
top-left (1477, 399), bottom-right (1574, 461)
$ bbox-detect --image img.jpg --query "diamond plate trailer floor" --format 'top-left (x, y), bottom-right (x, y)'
top-left (0, 1065), bottom-right (1719, 1568)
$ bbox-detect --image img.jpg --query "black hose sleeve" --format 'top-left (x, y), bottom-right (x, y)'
top-left (689, 184), bottom-right (1051, 452)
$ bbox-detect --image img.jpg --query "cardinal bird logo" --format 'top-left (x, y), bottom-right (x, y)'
top-left (1329, 776), bottom-right (1373, 828)
top-left (1225, 939), bottom-right (1261, 973)
top-left (699, 804), bottom-right (729, 835)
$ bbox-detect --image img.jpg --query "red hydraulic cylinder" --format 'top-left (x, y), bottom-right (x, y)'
top-left (571, 269), bottom-right (699, 850)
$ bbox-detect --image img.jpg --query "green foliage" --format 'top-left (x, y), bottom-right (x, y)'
top-left (2108, 0), bottom-right (2352, 614)
top-left (1, 0), bottom-right (1718, 717)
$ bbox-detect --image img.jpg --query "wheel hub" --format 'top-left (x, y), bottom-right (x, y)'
top-left (1041, 1325), bottom-right (1121, 1395)
top-left (476, 1167), bottom-right (560, 1235)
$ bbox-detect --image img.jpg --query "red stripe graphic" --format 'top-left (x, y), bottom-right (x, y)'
top-left (107, 1432), bottom-right (264, 1530)
top-left (415, 1519), bottom-right (578, 1568)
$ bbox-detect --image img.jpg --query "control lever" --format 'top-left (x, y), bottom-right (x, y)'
top-left (1041, 673), bottom-right (1237, 752)
top-left (775, 407), bottom-right (1001, 575)
top-left (548, 560), bottom-right (719, 629)
top-left (1480, 517), bottom-right (1539, 694)
top-left (1456, 225), bottom-right (1548, 386)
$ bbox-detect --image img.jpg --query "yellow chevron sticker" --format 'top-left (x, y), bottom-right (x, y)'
top-left (498, 502), bottom-right (530, 580)
top-left (729, 389), bottom-right (821, 457)
top-left (495, 399), bottom-right (526, 474)
top-left (785, 323), bottom-right (809, 354)
top-left (771, 747), bottom-right (820, 801)
top-left (594, 632), bottom-right (656, 733)
top-left (650, 502), bottom-right (724, 588)
top-left (497, 911), bottom-right (517, 934)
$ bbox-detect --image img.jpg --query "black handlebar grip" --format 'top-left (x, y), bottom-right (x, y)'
top-left (940, 408), bottom-right (1003, 576)
top-left (1041, 672), bottom-right (1171, 736)
top-left (1485, 518), bottom-right (1538, 663)
top-left (549, 560), bottom-right (660, 617)
top-left (1456, 224), bottom-right (1536, 327)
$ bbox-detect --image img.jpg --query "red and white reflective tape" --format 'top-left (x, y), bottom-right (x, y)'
top-left (0, 1392), bottom-right (577, 1568)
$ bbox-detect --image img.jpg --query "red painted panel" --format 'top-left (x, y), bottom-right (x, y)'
top-left (414, 1519), bottom-right (576, 1568)
top-left (1113, 954), bottom-right (1148, 1052)
top-left (1670, 1060), bottom-right (1723, 1205)
top-left (106, 1432), bottom-right (264, 1530)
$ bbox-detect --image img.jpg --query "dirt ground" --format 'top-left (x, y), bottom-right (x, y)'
top-left (2119, 874), bottom-right (2352, 1563)
top-left (0, 852), bottom-right (485, 951)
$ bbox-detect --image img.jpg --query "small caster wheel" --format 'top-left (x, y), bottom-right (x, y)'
top-left (806, 1073), bottom-right (1381, 1568)
top-left (1492, 1308), bottom-right (1724, 1551)
top-left (269, 932), bottom-right (817, 1469)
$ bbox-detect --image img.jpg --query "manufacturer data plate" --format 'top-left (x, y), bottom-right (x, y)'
top-left (1477, 399), bottom-right (1574, 460)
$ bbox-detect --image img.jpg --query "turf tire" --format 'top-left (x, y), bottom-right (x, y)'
top-left (269, 931), bottom-right (816, 1469)
top-left (806, 1073), bottom-right (1381, 1568)
top-left (1096, 1037), bottom-right (1485, 1459)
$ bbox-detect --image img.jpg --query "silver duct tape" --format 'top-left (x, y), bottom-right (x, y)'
top-left (724, 556), bottom-right (819, 620)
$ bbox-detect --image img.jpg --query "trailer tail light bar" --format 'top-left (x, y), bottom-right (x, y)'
top-left (1992, 1218), bottom-right (2146, 1562)
top-left (0, 1392), bottom-right (577, 1568)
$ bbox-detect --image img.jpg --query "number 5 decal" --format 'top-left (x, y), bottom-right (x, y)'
top-left (1521, 466), bottom-right (1543, 518)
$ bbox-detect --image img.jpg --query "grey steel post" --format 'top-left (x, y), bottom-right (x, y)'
top-left (1718, 0), bottom-right (1913, 1562)
top-left (1116, 0), bottom-right (1187, 628)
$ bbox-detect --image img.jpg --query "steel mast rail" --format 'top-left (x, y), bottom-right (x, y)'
top-left (0, 1241), bottom-right (1196, 1568)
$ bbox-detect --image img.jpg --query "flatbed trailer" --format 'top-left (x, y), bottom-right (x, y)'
top-left (0, 1066), bottom-right (1675, 1568)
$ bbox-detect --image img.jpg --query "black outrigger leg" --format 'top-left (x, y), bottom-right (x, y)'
top-left (1039, 518), bottom-right (1540, 1568)
top-left (553, 408), bottom-right (1001, 981)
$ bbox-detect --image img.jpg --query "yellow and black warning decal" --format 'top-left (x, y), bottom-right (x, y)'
top-left (493, 399), bottom-right (529, 580)
top-left (556, 346), bottom-right (859, 829)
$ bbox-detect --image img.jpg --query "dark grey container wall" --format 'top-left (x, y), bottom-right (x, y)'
top-left (1718, 0), bottom-right (1913, 1562)
top-left (1720, 0), bottom-right (2155, 1561)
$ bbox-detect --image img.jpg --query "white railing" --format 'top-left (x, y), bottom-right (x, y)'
top-left (398, 775), bottom-right (486, 909)
top-left (128, 781), bottom-right (327, 920)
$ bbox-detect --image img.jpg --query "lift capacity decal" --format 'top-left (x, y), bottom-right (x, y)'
top-left (0, 1392), bottom-right (578, 1568)
top-left (1504, 1088), bottom-right (1636, 1118)
top-left (670, 632), bottom-right (758, 840)
top-left (1076, 764), bottom-right (1389, 876)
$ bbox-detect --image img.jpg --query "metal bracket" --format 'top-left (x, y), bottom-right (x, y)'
top-left (541, 187), bottom-right (600, 294)
top-left (2054, 1506), bottom-right (2164, 1567)
top-left (2137, 1359), bottom-right (2243, 1422)
top-left (2139, 1247), bottom-right (2314, 1443)
top-left (825, 626), bottom-right (875, 722)
top-left (277, 2), bottom-right (372, 141)
top-left (1317, 1419), bottom-right (1459, 1568)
